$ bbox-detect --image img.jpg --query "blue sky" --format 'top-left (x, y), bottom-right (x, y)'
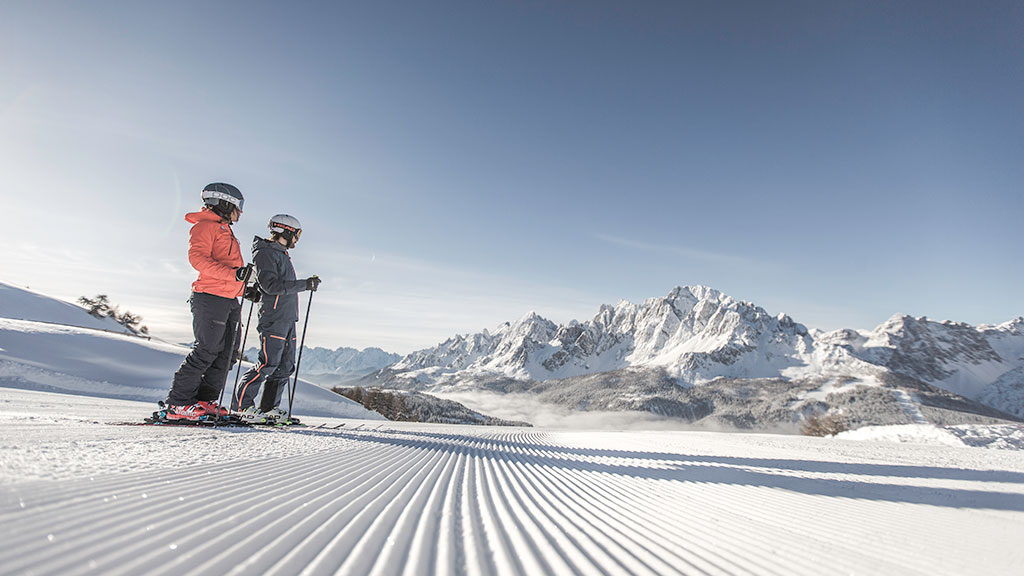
top-left (1, 1), bottom-right (1021, 353)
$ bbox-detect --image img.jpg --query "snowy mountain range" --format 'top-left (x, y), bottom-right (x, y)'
top-left (246, 345), bottom-right (400, 385)
top-left (360, 286), bottom-right (1024, 428)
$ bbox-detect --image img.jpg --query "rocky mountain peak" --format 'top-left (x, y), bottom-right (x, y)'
top-left (502, 311), bottom-right (557, 341)
top-left (989, 317), bottom-right (1024, 334)
top-left (861, 313), bottom-right (1004, 385)
top-left (666, 285), bottom-right (724, 305)
top-left (378, 285), bottom-right (1024, 420)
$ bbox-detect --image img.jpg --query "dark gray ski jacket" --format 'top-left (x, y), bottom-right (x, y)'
top-left (251, 236), bottom-right (307, 330)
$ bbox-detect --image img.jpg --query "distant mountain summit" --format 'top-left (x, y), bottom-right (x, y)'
top-left (393, 285), bottom-right (815, 383)
top-left (366, 286), bottom-right (1024, 428)
top-left (249, 345), bottom-right (401, 386)
top-left (834, 314), bottom-right (1024, 417)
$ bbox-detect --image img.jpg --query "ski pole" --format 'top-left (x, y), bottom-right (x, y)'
top-left (221, 297), bottom-right (255, 424)
top-left (288, 286), bottom-right (314, 420)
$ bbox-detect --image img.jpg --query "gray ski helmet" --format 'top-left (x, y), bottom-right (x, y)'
top-left (268, 214), bottom-right (302, 241)
top-left (201, 183), bottom-right (244, 218)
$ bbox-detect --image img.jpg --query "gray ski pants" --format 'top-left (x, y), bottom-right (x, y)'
top-left (168, 292), bottom-right (241, 406)
top-left (232, 322), bottom-right (297, 412)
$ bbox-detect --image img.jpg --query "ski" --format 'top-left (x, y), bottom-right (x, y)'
top-left (143, 408), bottom-right (251, 427)
top-left (248, 417), bottom-right (303, 428)
top-left (111, 407), bottom-right (311, 428)
top-left (139, 418), bottom-right (250, 427)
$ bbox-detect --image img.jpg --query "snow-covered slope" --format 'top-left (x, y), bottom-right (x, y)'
top-left (2, 387), bottom-right (1024, 576)
top-left (382, 286), bottom-right (1024, 421)
top-left (0, 282), bottom-right (132, 334)
top-left (0, 283), bottom-right (380, 420)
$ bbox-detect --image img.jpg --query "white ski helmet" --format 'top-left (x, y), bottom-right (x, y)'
top-left (268, 214), bottom-right (302, 238)
top-left (201, 183), bottom-right (244, 218)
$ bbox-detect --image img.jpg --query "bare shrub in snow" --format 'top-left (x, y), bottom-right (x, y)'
top-left (801, 413), bottom-right (849, 436)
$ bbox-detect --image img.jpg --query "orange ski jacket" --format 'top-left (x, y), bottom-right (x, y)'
top-left (185, 209), bottom-right (244, 299)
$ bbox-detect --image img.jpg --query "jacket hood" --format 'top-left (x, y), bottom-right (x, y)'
top-left (185, 209), bottom-right (224, 225)
top-left (252, 235), bottom-right (286, 254)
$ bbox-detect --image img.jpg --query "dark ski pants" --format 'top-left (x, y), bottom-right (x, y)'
top-left (232, 322), bottom-right (296, 412)
top-left (168, 292), bottom-right (241, 406)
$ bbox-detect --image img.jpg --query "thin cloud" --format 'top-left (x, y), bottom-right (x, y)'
top-left (596, 233), bottom-right (757, 268)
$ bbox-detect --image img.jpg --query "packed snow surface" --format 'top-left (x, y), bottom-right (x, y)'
top-left (2, 389), bottom-right (1024, 576)
top-left (3, 281), bottom-right (1024, 574)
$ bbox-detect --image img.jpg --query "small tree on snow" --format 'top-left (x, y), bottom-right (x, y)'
top-left (78, 294), bottom-right (148, 335)
top-left (115, 310), bottom-right (141, 330)
top-left (78, 295), bottom-right (112, 318)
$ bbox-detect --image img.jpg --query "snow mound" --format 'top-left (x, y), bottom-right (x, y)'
top-left (946, 424), bottom-right (1024, 450)
top-left (836, 423), bottom-right (1024, 450)
top-left (0, 282), bottom-right (129, 333)
top-left (0, 284), bottom-right (381, 420)
top-left (836, 424), bottom-right (967, 447)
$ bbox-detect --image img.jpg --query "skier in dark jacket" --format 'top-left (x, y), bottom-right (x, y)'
top-left (232, 214), bottom-right (320, 423)
top-left (166, 183), bottom-right (252, 421)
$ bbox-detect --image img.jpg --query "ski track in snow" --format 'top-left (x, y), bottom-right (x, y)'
top-left (3, 391), bottom-right (1024, 575)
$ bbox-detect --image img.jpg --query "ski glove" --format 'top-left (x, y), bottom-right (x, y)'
top-left (235, 264), bottom-right (253, 283)
top-left (305, 276), bottom-right (321, 292)
top-left (243, 284), bottom-right (262, 303)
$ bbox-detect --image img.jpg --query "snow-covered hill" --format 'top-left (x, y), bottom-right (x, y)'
top-left (0, 282), bottom-right (133, 335)
top-left (374, 286), bottom-right (1024, 425)
top-left (0, 283), bottom-right (380, 420)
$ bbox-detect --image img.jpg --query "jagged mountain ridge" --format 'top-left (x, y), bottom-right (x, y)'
top-left (382, 286), bottom-right (1024, 421)
top-left (394, 286), bottom-right (816, 382)
top-left (826, 314), bottom-right (1024, 400)
top-left (247, 345), bottom-right (400, 385)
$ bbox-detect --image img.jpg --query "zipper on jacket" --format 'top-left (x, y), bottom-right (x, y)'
top-left (226, 225), bottom-right (245, 298)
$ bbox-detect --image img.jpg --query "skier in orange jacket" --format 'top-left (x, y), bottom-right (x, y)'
top-left (165, 183), bottom-right (252, 421)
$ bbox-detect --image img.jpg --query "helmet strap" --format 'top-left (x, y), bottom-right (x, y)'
top-left (270, 229), bottom-right (298, 248)
top-left (208, 201), bottom-right (236, 221)
top-left (271, 232), bottom-right (291, 248)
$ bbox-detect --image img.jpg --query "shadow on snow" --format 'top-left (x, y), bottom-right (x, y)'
top-left (285, 427), bottom-right (1024, 513)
